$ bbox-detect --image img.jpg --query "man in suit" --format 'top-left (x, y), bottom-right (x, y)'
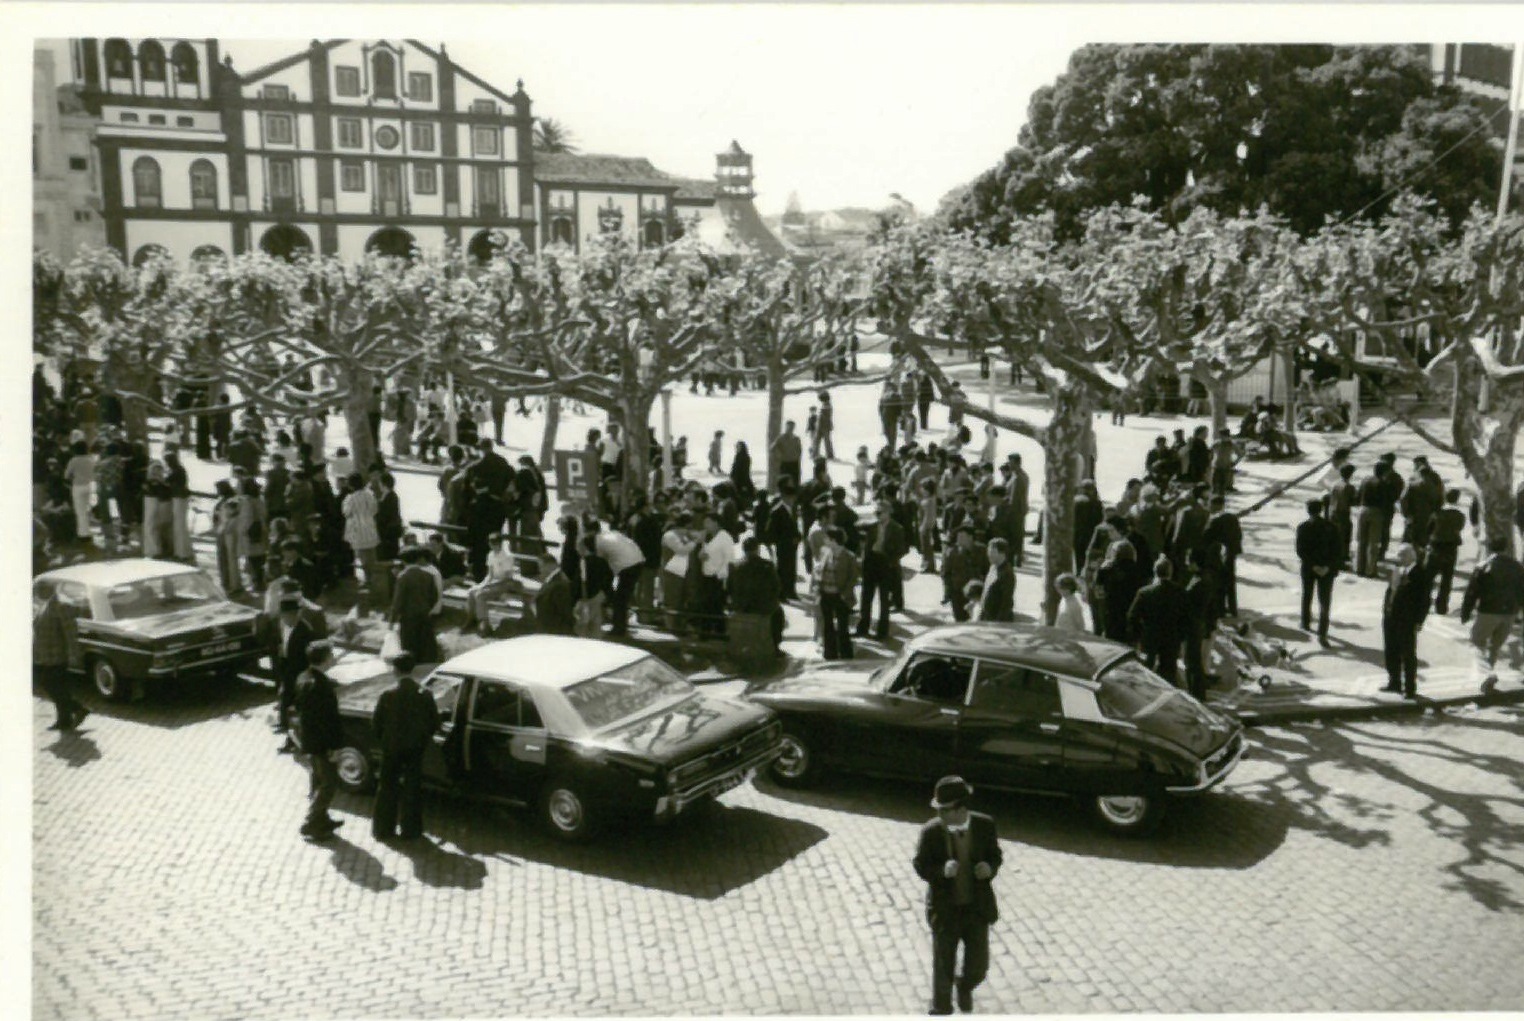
top-left (765, 483), bottom-right (802, 601)
top-left (1167, 485), bottom-right (1210, 575)
top-left (1326, 463), bottom-right (1358, 570)
top-left (978, 538), bottom-right (1017, 623)
top-left (1382, 543), bottom-right (1434, 699)
top-left (1202, 495), bottom-right (1243, 618)
top-left (1425, 488), bottom-right (1469, 615)
top-left (941, 526), bottom-right (988, 623)
top-left (371, 651), bottom-right (441, 842)
top-left (1354, 462), bottom-right (1390, 577)
top-left (1296, 498), bottom-right (1341, 647)
top-left (1006, 454), bottom-right (1030, 568)
top-left (913, 776), bottom-right (1003, 1016)
top-left (533, 552), bottom-right (576, 635)
top-left (264, 453), bottom-right (290, 523)
top-left (1127, 556), bottom-right (1187, 685)
top-left (857, 497), bottom-right (908, 640)
top-left (1072, 480), bottom-right (1104, 574)
top-left (273, 594), bottom-right (315, 752)
top-left (389, 545), bottom-right (442, 664)
top-left (729, 537), bottom-right (784, 649)
top-left (292, 641), bottom-right (344, 841)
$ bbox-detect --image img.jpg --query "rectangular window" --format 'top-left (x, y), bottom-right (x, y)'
top-left (470, 99), bottom-right (496, 114)
top-left (148, 114), bottom-right (166, 126)
top-left (262, 84), bottom-right (291, 100)
top-left (268, 159), bottom-right (295, 198)
top-left (74, 210), bottom-right (91, 222)
top-left (472, 126), bottom-right (499, 156)
top-left (407, 72), bottom-right (433, 102)
top-left (336, 117), bottom-right (363, 149)
top-left (335, 66), bottom-right (361, 97)
top-left (265, 114), bottom-right (294, 145)
top-left (476, 166), bottom-right (501, 206)
top-left (413, 165), bottom-right (437, 194)
top-left (69, 156), bottom-right (88, 172)
top-left (176, 115), bottom-right (194, 127)
top-left (120, 112), bottom-right (139, 123)
top-left (410, 122), bottom-right (435, 151)
top-left (340, 161), bottom-right (365, 192)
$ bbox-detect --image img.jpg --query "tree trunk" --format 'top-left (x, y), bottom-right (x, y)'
top-left (539, 395), bottom-right (560, 471)
top-left (621, 392), bottom-right (656, 515)
top-left (341, 365), bottom-right (377, 473)
top-left (765, 359), bottom-right (785, 490)
top-left (1039, 383), bottom-right (1090, 625)
top-left (1280, 346), bottom-right (1297, 434)
top-left (1452, 351), bottom-right (1523, 556)
top-left (1206, 375), bottom-right (1230, 436)
top-left (109, 356), bottom-right (153, 443)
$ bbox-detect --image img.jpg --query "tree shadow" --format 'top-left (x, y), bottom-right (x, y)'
top-left (42, 730), bottom-right (102, 769)
top-left (419, 793), bottom-right (827, 901)
top-left (1242, 720), bottom-right (1524, 913)
top-left (755, 772), bottom-right (1285, 870)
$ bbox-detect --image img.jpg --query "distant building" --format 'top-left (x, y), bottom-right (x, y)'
top-left (1429, 43), bottom-right (1522, 183)
top-left (769, 203), bottom-right (899, 253)
top-left (33, 49), bottom-right (105, 259)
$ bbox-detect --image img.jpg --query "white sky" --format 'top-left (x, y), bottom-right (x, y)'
top-left (30, 4), bottom-right (1522, 218)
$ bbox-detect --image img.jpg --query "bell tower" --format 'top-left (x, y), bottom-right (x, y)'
top-left (715, 139), bottom-right (755, 200)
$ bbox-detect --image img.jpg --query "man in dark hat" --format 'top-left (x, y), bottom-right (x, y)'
top-left (371, 651), bottom-right (441, 842)
top-left (292, 641), bottom-right (344, 841)
top-left (273, 592), bottom-right (315, 752)
top-left (913, 776), bottom-right (1003, 1016)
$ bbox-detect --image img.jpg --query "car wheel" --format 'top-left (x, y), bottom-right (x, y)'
top-left (769, 730), bottom-right (820, 788)
top-left (91, 658), bottom-right (131, 702)
top-left (542, 781), bottom-right (597, 841)
top-left (1092, 793), bottom-right (1164, 835)
top-left (333, 746), bottom-right (375, 795)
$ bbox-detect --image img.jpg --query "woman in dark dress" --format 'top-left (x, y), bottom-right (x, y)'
top-left (729, 441), bottom-right (755, 505)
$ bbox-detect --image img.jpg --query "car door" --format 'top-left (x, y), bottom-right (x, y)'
top-left (420, 672), bottom-right (467, 786)
top-left (54, 581), bottom-right (91, 670)
top-left (462, 677), bottom-right (549, 802)
top-left (957, 661), bottom-right (1068, 793)
top-left (862, 652), bottom-right (973, 780)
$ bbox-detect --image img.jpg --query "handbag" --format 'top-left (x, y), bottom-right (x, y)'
top-left (379, 628), bottom-right (402, 661)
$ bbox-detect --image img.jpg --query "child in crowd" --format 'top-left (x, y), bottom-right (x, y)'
top-left (853, 447), bottom-right (871, 505)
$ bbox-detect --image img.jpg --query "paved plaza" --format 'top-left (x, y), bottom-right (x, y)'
top-left (31, 687), bottom-right (1524, 1018)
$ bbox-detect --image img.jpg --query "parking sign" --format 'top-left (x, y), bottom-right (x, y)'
top-left (554, 449), bottom-right (599, 503)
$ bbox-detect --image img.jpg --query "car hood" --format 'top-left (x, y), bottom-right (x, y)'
top-left (95, 602), bottom-right (261, 642)
top-left (748, 663), bottom-right (885, 708)
top-left (337, 675), bottom-right (400, 717)
top-left (598, 694), bottom-right (774, 767)
top-left (1133, 691), bottom-right (1240, 759)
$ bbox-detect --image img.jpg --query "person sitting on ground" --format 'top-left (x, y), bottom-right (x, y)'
top-left (425, 532), bottom-right (470, 590)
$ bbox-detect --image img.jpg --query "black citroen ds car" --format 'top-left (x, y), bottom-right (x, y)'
top-left (746, 622), bottom-right (1246, 834)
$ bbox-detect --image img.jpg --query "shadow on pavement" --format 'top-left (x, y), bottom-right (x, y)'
top-left (82, 676), bottom-right (276, 731)
top-left (1241, 718), bottom-right (1524, 913)
top-left (392, 836), bottom-right (489, 891)
top-left (755, 773), bottom-right (1285, 870)
top-left (43, 729), bottom-right (102, 768)
top-left (317, 833), bottom-right (400, 893)
top-left (413, 795), bottom-right (828, 901)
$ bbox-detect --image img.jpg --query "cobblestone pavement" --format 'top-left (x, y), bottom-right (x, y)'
top-left (31, 682), bottom-right (1524, 1018)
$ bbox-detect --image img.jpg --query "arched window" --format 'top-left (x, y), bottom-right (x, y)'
top-left (550, 218), bottom-right (574, 246)
top-left (643, 219), bottom-right (666, 248)
top-left (131, 244), bottom-right (169, 268)
top-left (138, 41), bottom-right (166, 82)
top-left (103, 39), bottom-right (132, 78)
top-left (189, 159), bottom-right (217, 209)
top-left (132, 156), bottom-right (161, 208)
top-left (371, 50), bottom-right (397, 99)
top-left (191, 245), bottom-right (227, 269)
top-left (171, 42), bottom-right (199, 85)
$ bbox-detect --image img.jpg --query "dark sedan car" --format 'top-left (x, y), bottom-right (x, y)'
top-left (746, 623), bottom-right (1246, 834)
top-left (32, 558), bottom-right (265, 701)
top-left (332, 636), bottom-right (783, 841)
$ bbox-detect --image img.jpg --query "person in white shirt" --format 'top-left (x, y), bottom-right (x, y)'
top-left (1318, 446), bottom-right (1352, 496)
top-left (594, 522), bottom-right (647, 636)
top-left (1053, 573), bottom-right (1089, 633)
top-left (660, 511), bottom-right (698, 619)
top-left (696, 512), bottom-right (737, 636)
top-left (467, 533), bottom-right (522, 635)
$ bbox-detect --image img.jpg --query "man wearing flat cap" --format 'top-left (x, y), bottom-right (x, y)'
top-left (372, 651), bottom-right (441, 842)
top-left (913, 776), bottom-right (1003, 1015)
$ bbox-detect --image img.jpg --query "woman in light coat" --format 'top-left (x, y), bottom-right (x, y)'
top-left (237, 477), bottom-right (269, 592)
top-left (341, 471), bottom-right (381, 594)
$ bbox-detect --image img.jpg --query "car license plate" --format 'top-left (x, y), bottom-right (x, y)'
top-left (710, 769), bottom-right (748, 797)
top-left (199, 641), bottom-right (241, 657)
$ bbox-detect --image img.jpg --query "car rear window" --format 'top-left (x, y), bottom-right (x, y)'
top-left (1095, 659), bottom-right (1185, 722)
top-left (562, 656), bottom-right (694, 732)
top-left (106, 572), bottom-right (222, 620)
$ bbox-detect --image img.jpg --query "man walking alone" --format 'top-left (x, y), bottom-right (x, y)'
top-left (913, 776), bottom-right (1002, 1016)
top-left (293, 641), bottom-right (344, 841)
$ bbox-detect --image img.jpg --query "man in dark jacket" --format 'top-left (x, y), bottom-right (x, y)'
top-left (1186, 425), bottom-right (1212, 485)
top-left (941, 526), bottom-right (988, 623)
top-left (1425, 489), bottom-right (1469, 614)
top-left (765, 484), bottom-right (802, 601)
top-left (1006, 454), bottom-right (1031, 568)
top-left (1327, 463), bottom-right (1358, 570)
top-left (1128, 557), bottom-right (1187, 685)
top-left (913, 776), bottom-right (1002, 1016)
top-left (1202, 496), bottom-right (1243, 618)
top-left (273, 594), bottom-right (315, 748)
top-left (33, 591), bottom-right (89, 731)
top-left (1167, 486), bottom-right (1210, 575)
top-left (1375, 452), bottom-right (1405, 559)
top-left (857, 497), bottom-right (908, 640)
top-left (371, 651), bottom-right (441, 842)
top-left (389, 545), bottom-right (441, 664)
top-left (293, 641), bottom-right (344, 840)
top-left (264, 454), bottom-right (290, 523)
top-left (533, 553), bottom-right (576, 635)
top-left (728, 537), bottom-right (784, 649)
top-left (1296, 498), bottom-right (1342, 646)
top-left (1071, 481), bottom-right (1103, 574)
top-left (1182, 548), bottom-right (1220, 701)
top-left (1355, 462), bottom-right (1391, 577)
top-left (1461, 536), bottom-right (1524, 695)
top-left (978, 538), bottom-right (1017, 623)
top-left (1400, 456), bottom-right (1443, 547)
top-left (1382, 544), bottom-right (1434, 699)
top-left (227, 429), bottom-right (261, 478)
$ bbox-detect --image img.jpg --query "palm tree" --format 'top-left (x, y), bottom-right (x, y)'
top-left (533, 118), bottom-right (579, 154)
